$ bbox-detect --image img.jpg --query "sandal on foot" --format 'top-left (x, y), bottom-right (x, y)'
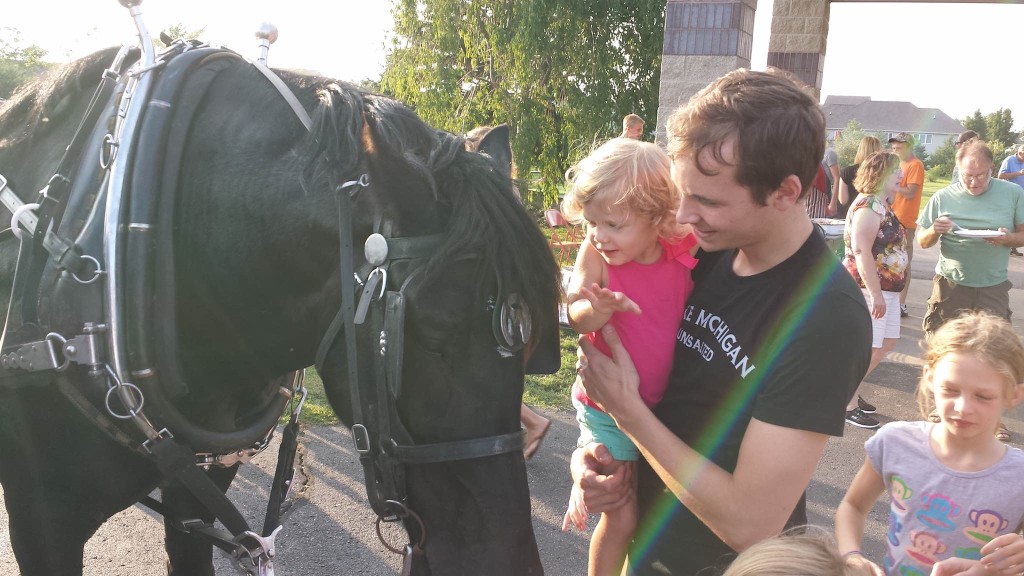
top-left (524, 419), bottom-right (552, 460)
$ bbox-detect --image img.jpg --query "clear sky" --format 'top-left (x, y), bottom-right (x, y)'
top-left (5, 1), bottom-right (1022, 128)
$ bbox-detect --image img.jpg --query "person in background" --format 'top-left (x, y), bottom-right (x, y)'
top-left (837, 136), bottom-right (883, 219)
top-left (997, 143), bottom-right (1024, 188)
top-left (997, 143), bottom-right (1024, 256)
top-left (917, 139), bottom-right (1024, 442)
top-left (569, 68), bottom-right (872, 576)
top-left (824, 146), bottom-right (841, 217)
top-left (835, 312), bottom-right (1024, 576)
top-left (888, 132), bottom-right (925, 318)
top-left (841, 152), bottom-right (908, 430)
top-left (949, 130), bottom-right (979, 186)
top-left (620, 114), bottom-right (644, 140)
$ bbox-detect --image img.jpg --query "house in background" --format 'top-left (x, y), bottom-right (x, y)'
top-left (822, 96), bottom-right (965, 156)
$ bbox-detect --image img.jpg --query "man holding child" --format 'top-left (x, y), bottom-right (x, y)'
top-left (570, 69), bottom-right (873, 575)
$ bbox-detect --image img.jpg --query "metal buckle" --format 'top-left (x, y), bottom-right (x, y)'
top-left (352, 424), bottom-right (371, 454)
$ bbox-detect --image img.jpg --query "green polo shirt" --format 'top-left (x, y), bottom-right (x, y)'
top-left (917, 178), bottom-right (1024, 287)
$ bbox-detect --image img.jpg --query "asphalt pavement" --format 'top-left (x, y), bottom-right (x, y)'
top-left (2, 241), bottom-right (1024, 575)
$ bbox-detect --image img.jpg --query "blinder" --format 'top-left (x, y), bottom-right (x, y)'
top-left (491, 293), bottom-right (531, 358)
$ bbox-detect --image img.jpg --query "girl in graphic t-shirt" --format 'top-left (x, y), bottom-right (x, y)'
top-left (558, 138), bottom-right (697, 576)
top-left (835, 312), bottom-right (1024, 576)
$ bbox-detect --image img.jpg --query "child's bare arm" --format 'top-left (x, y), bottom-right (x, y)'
top-left (835, 456), bottom-right (886, 573)
top-left (567, 236), bottom-right (613, 333)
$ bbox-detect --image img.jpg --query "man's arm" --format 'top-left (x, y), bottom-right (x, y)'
top-left (996, 159), bottom-right (1022, 181)
top-left (917, 216), bottom-right (955, 249)
top-left (578, 325), bottom-right (829, 552)
top-left (828, 163), bottom-right (841, 215)
top-left (896, 182), bottom-right (920, 200)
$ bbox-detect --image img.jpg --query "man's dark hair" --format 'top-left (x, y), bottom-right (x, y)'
top-left (666, 68), bottom-right (825, 205)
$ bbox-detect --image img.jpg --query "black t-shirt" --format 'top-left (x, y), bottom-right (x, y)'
top-left (630, 231), bottom-right (872, 576)
top-left (838, 164), bottom-right (860, 219)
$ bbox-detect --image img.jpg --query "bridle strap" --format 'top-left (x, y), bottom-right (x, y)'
top-left (387, 429), bottom-right (525, 465)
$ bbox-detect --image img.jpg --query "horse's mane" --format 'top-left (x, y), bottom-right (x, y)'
top-left (301, 80), bottom-right (560, 342)
top-left (0, 47), bottom-right (123, 150)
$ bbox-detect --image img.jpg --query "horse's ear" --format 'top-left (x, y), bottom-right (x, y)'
top-left (477, 124), bottom-right (512, 178)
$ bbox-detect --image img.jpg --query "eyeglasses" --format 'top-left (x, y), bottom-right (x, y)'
top-left (961, 172), bottom-right (990, 184)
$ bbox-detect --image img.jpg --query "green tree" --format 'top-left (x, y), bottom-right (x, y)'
top-left (928, 135), bottom-right (956, 180)
top-left (380, 0), bottom-right (665, 210)
top-left (834, 120), bottom-right (866, 168)
top-left (834, 119), bottom-right (885, 168)
top-left (962, 109), bottom-right (987, 142)
top-left (157, 23), bottom-right (207, 48)
top-left (985, 108), bottom-right (1017, 153)
top-left (0, 28), bottom-right (50, 99)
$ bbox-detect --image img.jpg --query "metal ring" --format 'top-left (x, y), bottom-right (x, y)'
top-left (45, 332), bottom-right (70, 372)
top-left (10, 202), bottom-right (39, 240)
top-left (104, 382), bottom-right (145, 419)
top-left (367, 268), bottom-right (387, 301)
top-left (100, 134), bottom-right (118, 169)
top-left (71, 255), bottom-right (105, 284)
top-left (374, 500), bottom-right (426, 554)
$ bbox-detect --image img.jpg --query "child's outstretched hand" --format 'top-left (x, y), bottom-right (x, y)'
top-left (579, 283), bottom-right (641, 317)
top-left (978, 532), bottom-right (1024, 575)
top-left (562, 483), bottom-right (588, 532)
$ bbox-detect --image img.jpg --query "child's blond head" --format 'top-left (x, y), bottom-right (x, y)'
top-left (917, 311), bottom-right (1024, 418)
top-left (561, 138), bottom-right (681, 240)
top-left (721, 527), bottom-right (872, 576)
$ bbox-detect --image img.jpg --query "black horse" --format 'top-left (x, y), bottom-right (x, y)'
top-left (0, 46), bottom-right (559, 575)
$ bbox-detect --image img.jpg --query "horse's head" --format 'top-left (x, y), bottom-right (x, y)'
top-left (293, 84), bottom-right (560, 574)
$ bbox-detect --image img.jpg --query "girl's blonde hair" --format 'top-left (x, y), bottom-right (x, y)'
top-left (560, 138), bottom-right (682, 240)
top-left (917, 311), bottom-right (1024, 419)
top-left (721, 527), bottom-right (872, 576)
top-left (853, 136), bottom-right (882, 166)
top-left (852, 151), bottom-right (899, 197)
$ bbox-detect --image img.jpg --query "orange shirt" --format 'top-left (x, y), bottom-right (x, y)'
top-left (891, 157), bottom-right (925, 229)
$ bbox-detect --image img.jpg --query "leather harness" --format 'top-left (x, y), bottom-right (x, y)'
top-left (0, 16), bottom-right (535, 576)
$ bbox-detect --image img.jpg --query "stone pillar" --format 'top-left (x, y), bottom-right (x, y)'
top-left (766, 0), bottom-right (829, 100)
top-left (655, 0), bottom-right (757, 146)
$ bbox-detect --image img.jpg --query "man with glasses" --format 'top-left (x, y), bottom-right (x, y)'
top-left (889, 132), bottom-right (926, 317)
top-left (918, 140), bottom-right (1023, 335)
top-left (949, 130), bottom-right (979, 186)
top-left (917, 140), bottom-right (1024, 441)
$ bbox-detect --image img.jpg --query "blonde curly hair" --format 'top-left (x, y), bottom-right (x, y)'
top-left (560, 138), bottom-right (683, 241)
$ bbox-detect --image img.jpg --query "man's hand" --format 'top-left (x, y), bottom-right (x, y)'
top-left (568, 444), bottom-right (632, 517)
top-left (577, 324), bottom-right (643, 416)
top-left (931, 216), bottom-right (956, 235)
top-left (579, 283), bottom-right (641, 317)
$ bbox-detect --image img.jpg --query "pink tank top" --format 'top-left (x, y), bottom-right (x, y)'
top-left (573, 234), bottom-right (698, 409)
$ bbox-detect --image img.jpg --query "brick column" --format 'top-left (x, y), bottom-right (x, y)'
top-left (766, 0), bottom-right (829, 99)
top-left (655, 0), bottom-right (757, 145)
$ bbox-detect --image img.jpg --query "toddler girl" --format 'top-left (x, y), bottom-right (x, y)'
top-left (560, 138), bottom-right (696, 576)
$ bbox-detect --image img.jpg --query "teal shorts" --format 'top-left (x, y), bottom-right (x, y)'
top-left (572, 395), bottom-right (639, 461)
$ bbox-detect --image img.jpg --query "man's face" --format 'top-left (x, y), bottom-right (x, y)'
top-left (672, 140), bottom-right (773, 253)
top-left (957, 154), bottom-right (994, 196)
top-left (625, 123), bottom-right (643, 140)
top-left (891, 141), bottom-right (910, 161)
top-left (1015, 147), bottom-right (1024, 161)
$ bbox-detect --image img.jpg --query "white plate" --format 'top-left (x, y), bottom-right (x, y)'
top-left (953, 229), bottom-right (1005, 238)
